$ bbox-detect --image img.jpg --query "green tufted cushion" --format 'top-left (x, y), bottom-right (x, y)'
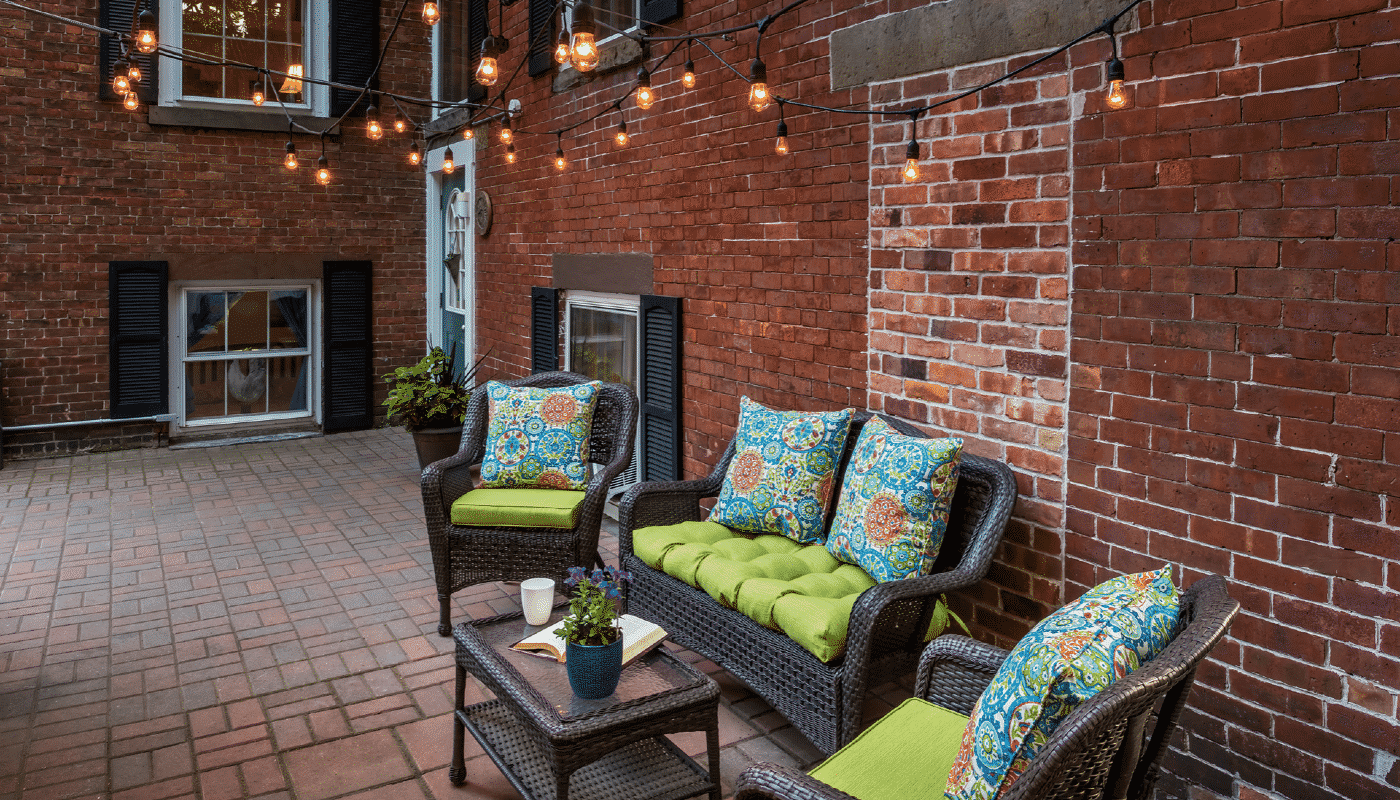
top-left (809, 697), bottom-right (967, 800)
top-left (633, 520), bottom-right (878, 662)
top-left (451, 488), bottom-right (586, 528)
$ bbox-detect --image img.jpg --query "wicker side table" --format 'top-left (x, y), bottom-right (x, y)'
top-left (451, 610), bottom-right (722, 800)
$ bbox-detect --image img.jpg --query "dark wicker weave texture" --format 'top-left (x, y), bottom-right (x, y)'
top-left (617, 411), bottom-right (1019, 755)
top-left (733, 575), bottom-right (1241, 800)
top-left (423, 372), bottom-right (639, 636)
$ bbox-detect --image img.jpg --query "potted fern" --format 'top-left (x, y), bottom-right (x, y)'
top-left (382, 346), bottom-right (482, 469)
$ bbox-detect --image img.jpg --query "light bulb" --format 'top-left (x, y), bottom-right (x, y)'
top-left (113, 64), bottom-right (131, 95)
top-left (499, 120), bottom-right (513, 144)
top-left (123, 91), bottom-right (140, 111)
top-left (635, 67), bottom-right (654, 110)
top-left (682, 60), bottom-right (696, 89)
top-left (366, 104), bottom-right (383, 140)
top-left (614, 120), bottom-right (629, 147)
top-left (462, 127), bottom-right (475, 140)
top-left (747, 58), bottom-right (771, 112)
top-left (775, 120), bottom-right (789, 156)
top-left (316, 155), bottom-right (331, 185)
top-left (423, 1), bottom-right (440, 25)
top-left (284, 141), bottom-right (298, 170)
top-left (251, 81), bottom-right (265, 106)
top-left (569, 3), bottom-right (598, 72)
top-left (476, 55), bottom-right (499, 86)
top-left (135, 8), bottom-right (157, 54)
top-left (128, 62), bottom-right (142, 84)
top-left (902, 138), bottom-right (920, 183)
top-left (394, 115), bottom-right (407, 133)
top-left (442, 147), bottom-right (455, 174)
top-left (408, 143), bottom-right (422, 166)
top-left (554, 29), bottom-right (571, 64)
top-left (554, 148), bottom-right (566, 171)
top-left (1104, 57), bottom-right (1128, 110)
top-left (505, 143), bottom-right (517, 164)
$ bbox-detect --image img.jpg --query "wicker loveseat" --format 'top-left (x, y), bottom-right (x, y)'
top-left (618, 410), bottom-right (1017, 755)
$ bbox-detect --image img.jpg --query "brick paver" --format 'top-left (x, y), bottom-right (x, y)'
top-left (0, 428), bottom-right (913, 799)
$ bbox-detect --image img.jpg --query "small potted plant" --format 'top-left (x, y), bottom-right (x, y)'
top-left (382, 345), bottom-right (482, 469)
top-left (556, 566), bottom-right (631, 698)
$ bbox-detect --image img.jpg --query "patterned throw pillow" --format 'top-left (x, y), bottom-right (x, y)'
top-left (826, 417), bottom-right (963, 582)
top-left (944, 567), bottom-right (1181, 800)
top-left (479, 380), bottom-right (602, 490)
top-left (708, 398), bottom-right (853, 544)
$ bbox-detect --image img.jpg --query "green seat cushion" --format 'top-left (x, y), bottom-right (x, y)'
top-left (809, 697), bottom-right (968, 800)
top-left (450, 488), bottom-right (586, 528)
top-left (632, 520), bottom-right (877, 662)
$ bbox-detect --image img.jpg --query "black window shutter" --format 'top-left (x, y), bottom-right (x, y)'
top-left (330, 0), bottom-right (380, 117)
top-left (640, 0), bottom-right (681, 26)
top-left (99, 0), bottom-right (157, 103)
top-left (530, 286), bottom-right (559, 373)
top-left (526, 0), bottom-right (553, 77)
top-left (639, 294), bottom-right (682, 482)
top-left (109, 261), bottom-right (169, 418)
top-left (467, 0), bottom-right (489, 102)
top-left (323, 261), bottom-right (374, 432)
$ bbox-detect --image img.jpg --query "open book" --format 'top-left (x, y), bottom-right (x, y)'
top-left (511, 614), bottom-right (667, 667)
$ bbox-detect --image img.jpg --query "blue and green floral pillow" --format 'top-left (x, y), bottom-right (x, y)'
top-left (480, 380), bottom-right (602, 490)
top-left (944, 567), bottom-right (1181, 800)
top-left (826, 417), bottom-right (963, 582)
top-left (709, 398), bottom-right (853, 544)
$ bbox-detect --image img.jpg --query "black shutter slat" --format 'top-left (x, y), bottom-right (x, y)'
top-left (640, 294), bottom-right (681, 482)
top-left (109, 261), bottom-right (169, 418)
top-left (530, 286), bottom-right (559, 373)
top-left (99, 0), bottom-right (157, 103)
top-left (526, 0), bottom-right (553, 77)
top-left (323, 261), bottom-right (374, 431)
top-left (467, 0), bottom-right (489, 102)
top-left (640, 0), bottom-right (680, 26)
top-left (330, 0), bottom-right (380, 117)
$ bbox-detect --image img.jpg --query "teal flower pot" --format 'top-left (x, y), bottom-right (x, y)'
top-left (565, 638), bottom-right (623, 699)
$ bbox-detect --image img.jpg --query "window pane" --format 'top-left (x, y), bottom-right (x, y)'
top-left (186, 360), bottom-right (226, 420)
top-left (181, 0), bottom-right (307, 100)
top-left (269, 290), bottom-right (309, 349)
top-left (438, 0), bottom-right (472, 102)
top-left (594, 0), bottom-right (632, 37)
top-left (187, 292), bottom-right (227, 353)
top-left (225, 357), bottom-right (269, 415)
top-left (569, 307), bottom-right (637, 389)
top-left (266, 354), bottom-right (308, 411)
top-left (226, 291), bottom-right (269, 351)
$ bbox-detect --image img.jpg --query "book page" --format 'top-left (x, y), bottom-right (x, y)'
top-left (509, 614), bottom-right (667, 666)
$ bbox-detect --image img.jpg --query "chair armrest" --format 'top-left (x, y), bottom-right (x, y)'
top-left (616, 476), bottom-right (722, 557)
top-left (914, 635), bottom-right (1008, 716)
top-left (735, 764), bottom-right (860, 800)
top-left (420, 440), bottom-right (481, 522)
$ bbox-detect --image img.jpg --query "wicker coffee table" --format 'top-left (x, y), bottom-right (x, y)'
top-left (451, 610), bottom-right (722, 800)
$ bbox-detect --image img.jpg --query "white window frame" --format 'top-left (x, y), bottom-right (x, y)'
top-left (158, 0), bottom-right (330, 115)
top-left (171, 280), bottom-right (320, 428)
top-left (564, 290), bottom-right (642, 489)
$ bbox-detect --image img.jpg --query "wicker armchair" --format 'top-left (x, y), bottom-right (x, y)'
top-left (422, 371), bottom-right (638, 636)
top-left (734, 574), bottom-right (1240, 800)
top-left (619, 411), bottom-right (1018, 755)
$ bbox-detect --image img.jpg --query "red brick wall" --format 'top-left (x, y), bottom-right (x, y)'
top-left (0, 1), bottom-right (432, 435)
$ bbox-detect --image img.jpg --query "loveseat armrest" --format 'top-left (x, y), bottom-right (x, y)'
top-left (616, 475), bottom-right (722, 557)
top-left (735, 763), bottom-right (861, 800)
top-left (914, 635), bottom-right (1008, 716)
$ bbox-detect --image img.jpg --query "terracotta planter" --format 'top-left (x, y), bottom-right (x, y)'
top-left (412, 426), bottom-right (463, 470)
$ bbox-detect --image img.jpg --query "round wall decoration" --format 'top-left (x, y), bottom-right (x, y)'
top-left (474, 189), bottom-right (493, 237)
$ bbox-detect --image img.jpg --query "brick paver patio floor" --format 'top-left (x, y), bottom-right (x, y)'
top-left (0, 428), bottom-right (914, 800)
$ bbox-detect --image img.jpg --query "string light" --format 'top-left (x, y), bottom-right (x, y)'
top-left (569, 2), bottom-right (598, 72)
top-left (499, 116), bottom-right (513, 144)
top-left (366, 100), bottom-right (384, 140)
top-left (1104, 55), bottom-right (1128, 109)
top-left (316, 155), bottom-right (331, 184)
top-left (422, 1), bottom-right (440, 25)
top-left (554, 25), bottom-right (570, 65)
top-left (902, 116), bottom-right (920, 182)
top-left (615, 118), bottom-right (629, 147)
top-left (127, 61), bottom-right (142, 85)
top-left (123, 91), bottom-right (139, 111)
top-left (442, 146), bottom-right (455, 174)
top-left (134, 5), bottom-right (157, 54)
top-left (462, 126), bottom-right (475, 140)
top-left (113, 60), bottom-right (132, 94)
top-left (682, 58), bottom-right (697, 90)
top-left (634, 66), bottom-right (655, 111)
top-left (284, 140), bottom-right (298, 170)
top-left (393, 113), bottom-right (407, 134)
top-left (554, 141), bottom-right (567, 172)
top-left (748, 58), bottom-right (771, 113)
top-left (505, 142), bottom-right (517, 164)
top-left (251, 80), bottom-right (266, 106)
top-left (408, 142), bottom-right (422, 166)
top-left (476, 36), bottom-right (500, 86)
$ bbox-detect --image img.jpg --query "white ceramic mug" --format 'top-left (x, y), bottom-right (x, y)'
top-left (520, 578), bottom-right (555, 626)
